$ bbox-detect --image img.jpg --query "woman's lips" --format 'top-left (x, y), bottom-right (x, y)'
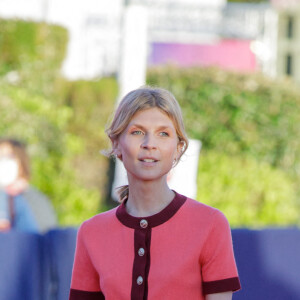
top-left (139, 157), bottom-right (158, 162)
top-left (138, 157), bottom-right (159, 165)
top-left (141, 158), bottom-right (156, 162)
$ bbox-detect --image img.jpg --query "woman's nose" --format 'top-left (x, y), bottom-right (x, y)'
top-left (141, 134), bottom-right (157, 149)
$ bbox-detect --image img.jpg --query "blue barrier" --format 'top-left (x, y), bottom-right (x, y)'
top-left (0, 228), bottom-right (299, 300)
top-left (0, 232), bottom-right (43, 300)
top-left (232, 228), bottom-right (300, 300)
top-left (44, 229), bottom-right (77, 300)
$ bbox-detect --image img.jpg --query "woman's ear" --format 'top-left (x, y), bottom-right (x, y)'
top-left (176, 141), bottom-right (184, 161)
top-left (110, 138), bottom-right (122, 160)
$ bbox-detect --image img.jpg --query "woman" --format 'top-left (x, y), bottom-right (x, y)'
top-left (69, 87), bottom-right (241, 300)
top-left (0, 138), bottom-right (57, 233)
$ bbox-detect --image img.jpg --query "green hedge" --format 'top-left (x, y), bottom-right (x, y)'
top-left (59, 79), bottom-right (118, 200)
top-left (197, 151), bottom-right (298, 227)
top-left (0, 19), bottom-right (67, 97)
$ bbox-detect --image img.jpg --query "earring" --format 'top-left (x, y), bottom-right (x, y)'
top-left (172, 158), bottom-right (177, 167)
top-left (113, 150), bottom-right (122, 160)
top-left (111, 150), bottom-right (118, 159)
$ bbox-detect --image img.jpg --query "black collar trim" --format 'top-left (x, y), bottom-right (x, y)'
top-left (116, 191), bottom-right (186, 229)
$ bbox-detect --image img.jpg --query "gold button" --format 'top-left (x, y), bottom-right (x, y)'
top-left (137, 276), bottom-right (143, 285)
top-left (140, 219), bottom-right (148, 228)
top-left (138, 248), bottom-right (145, 256)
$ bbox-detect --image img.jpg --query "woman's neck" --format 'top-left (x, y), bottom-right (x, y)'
top-left (125, 178), bottom-right (175, 218)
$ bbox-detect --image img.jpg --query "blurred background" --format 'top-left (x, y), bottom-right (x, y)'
top-left (1, 1), bottom-right (300, 300)
top-left (0, 0), bottom-right (299, 228)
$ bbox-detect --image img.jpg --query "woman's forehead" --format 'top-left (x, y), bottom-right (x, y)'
top-left (129, 107), bottom-right (175, 127)
top-left (131, 107), bottom-right (171, 120)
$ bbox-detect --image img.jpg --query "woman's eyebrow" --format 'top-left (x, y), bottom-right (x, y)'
top-left (128, 123), bottom-right (146, 130)
top-left (156, 126), bottom-right (172, 131)
top-left (129, 124), bottom-right (172, 131)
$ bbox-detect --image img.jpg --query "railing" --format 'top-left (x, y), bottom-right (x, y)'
top-left (0, 228), bottom-right (299, 300)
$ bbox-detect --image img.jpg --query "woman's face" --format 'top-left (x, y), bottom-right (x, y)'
top-left (114, 108), bottom-right (181, 183)
top-left (0, 144), bottom-right (19, 187)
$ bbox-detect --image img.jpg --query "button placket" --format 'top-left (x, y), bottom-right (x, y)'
top-left (131, 226), bottom-right (151, 299)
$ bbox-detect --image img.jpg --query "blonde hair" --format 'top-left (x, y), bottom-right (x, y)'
top-left (0, 138), bottom-right (30, 181)
top-left (106, 86), bottom-right (189, 202)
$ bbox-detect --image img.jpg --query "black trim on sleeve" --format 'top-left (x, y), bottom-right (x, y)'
top-left (69, 289), bottom-right (105, 300)
top-left (202, 277), bottom-right (241, 295)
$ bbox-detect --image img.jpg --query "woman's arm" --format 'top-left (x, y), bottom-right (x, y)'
top-left (206, 291), bottom-right (232, 300)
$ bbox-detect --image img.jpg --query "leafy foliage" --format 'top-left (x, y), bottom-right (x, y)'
top-left (198, 151), bottom-right (298, 227)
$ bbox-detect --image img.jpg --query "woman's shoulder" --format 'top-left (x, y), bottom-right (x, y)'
top-left (182, 196), bottom-right (229, 224)
top-left (79, 206), bottom-right (119, 233)
top-left (175, 196), bottom-right (231, 239)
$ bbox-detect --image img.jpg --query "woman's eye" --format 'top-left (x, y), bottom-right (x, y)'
top-left (159, 132), bottom-right (169, 137)
top-left (131, 130), bottom-right (143, 135)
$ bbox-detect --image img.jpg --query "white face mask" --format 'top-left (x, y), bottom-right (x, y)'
top-left (0, 158), bottom-right (19, 187)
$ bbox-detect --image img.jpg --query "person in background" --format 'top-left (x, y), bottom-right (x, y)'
top-left (0, 138), bottom-right (57, 233)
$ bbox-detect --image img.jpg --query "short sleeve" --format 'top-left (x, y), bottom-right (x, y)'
top-left (69, 222), bottom-right (105, 300)
top-left (200, 210), bottom-right (241, 295)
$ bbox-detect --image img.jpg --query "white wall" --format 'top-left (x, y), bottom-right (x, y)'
top-left (0, 0), bottom-right (46, 20)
